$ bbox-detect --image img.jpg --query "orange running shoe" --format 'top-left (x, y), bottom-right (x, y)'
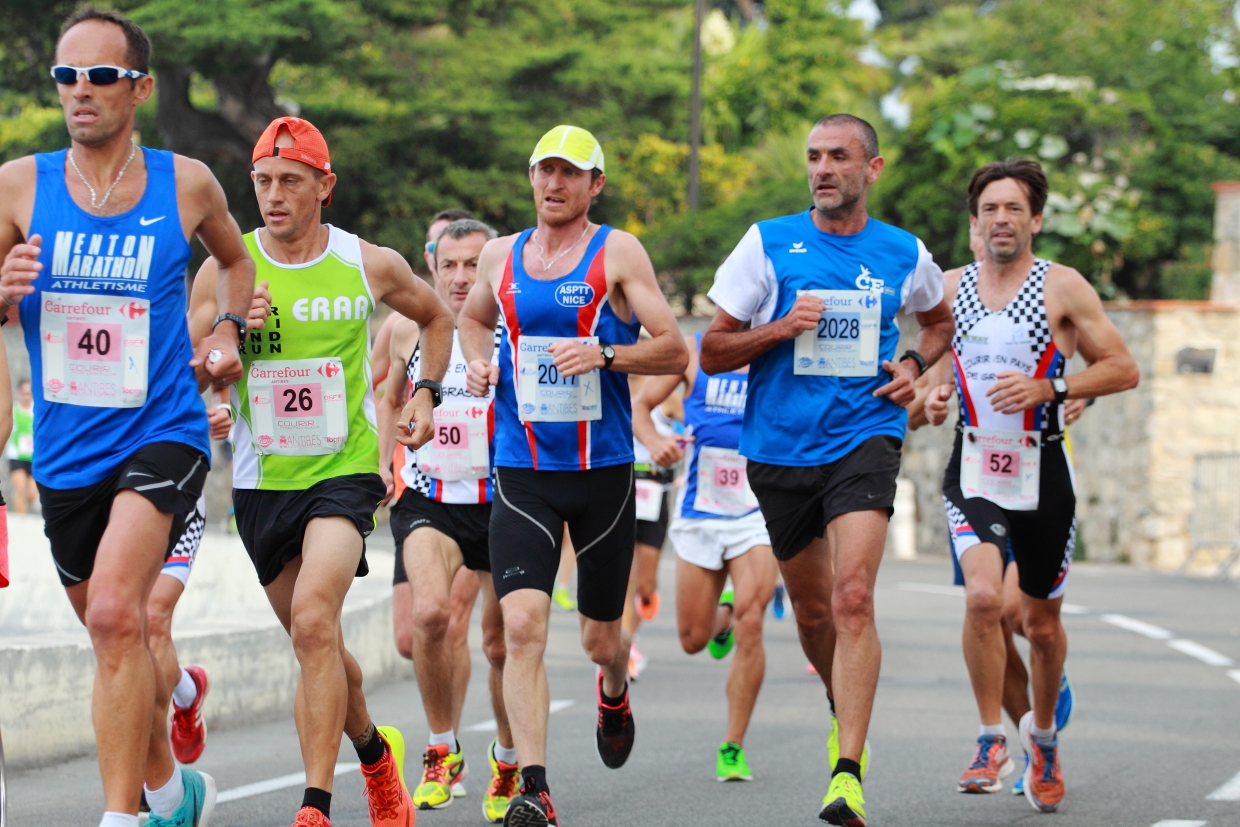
top-left (957, 734), bottom-right (1014, 793)
top-left (362, 727), bottom-right (416, 826)
top-left (1019, 712), bottom-right (1064, 812)
top-left (170, 665), bottom-right (209, 764)
top-left (636, 591), bottom-right (660, 621)
top-left (292, 805), bottom-right (331, 826)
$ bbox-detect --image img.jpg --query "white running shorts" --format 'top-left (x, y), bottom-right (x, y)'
top-left (669, 507), bottom-right (771, 572)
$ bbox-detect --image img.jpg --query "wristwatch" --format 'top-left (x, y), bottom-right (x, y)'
top-left (413, 378), bottom-right (443, 408)
top-left (899, 349), bottom-right (928, 377)
top-left (1050, 376), bottom-right (1069, 404)
top-left (600, 344), bottom-right (616, 370)
top-left (212, 312), bottom-right (247, 345)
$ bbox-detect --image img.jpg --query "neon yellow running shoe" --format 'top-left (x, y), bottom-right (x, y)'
top-left (826, 715), bottom-right (870, 780)
top-left (552, 582), bottom-right (577, 611)
top-left (412, 742), bottom-right (465, 809)
top-left (482, 739), bottom-right (519, 823)
top-left (819, 772), bottom-right (866, 826)
top-left (715, 742), bottom-right (753, 782)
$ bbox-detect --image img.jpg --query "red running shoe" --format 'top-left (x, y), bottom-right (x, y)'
top-left (170, 665), bottom-right (209, 764)
top-left (635, 591), bottom-right (660, 621)
top-left (595, 669), bottom-right (635, 769)
top-left (292, 806), bottom-right (331, 826)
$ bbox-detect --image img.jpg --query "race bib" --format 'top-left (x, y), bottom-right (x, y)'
top-left (793, 289), bottom-right (882, 377)
top-left (40, 292), bottom-right (150, 407)
top-left (960, 427), bottom-right (1041, 511)
top-left (16, 434), bottom-right (32, 458)
top-left (517, 336), bottom-right (602, 423)
top-left (246, 357), bottom-right (349, 456)
top-left (634, 478), bottom-right (664, 522)
top-left (416, 397), bottom-right (491, 481)
top-left (693, 446), bottom-right (758, 517)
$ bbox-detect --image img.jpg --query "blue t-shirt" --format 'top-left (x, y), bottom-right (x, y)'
top-left (706, 209), bottom-right (943, 466)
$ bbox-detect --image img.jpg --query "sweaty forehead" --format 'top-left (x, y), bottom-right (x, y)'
top-left (979, 177), bottom-right (1031, 209)
top-left (57, 20), bottom-right (130, 67)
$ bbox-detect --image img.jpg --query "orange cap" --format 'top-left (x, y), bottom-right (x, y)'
top-left (252, 116), bottom-right (333, 206)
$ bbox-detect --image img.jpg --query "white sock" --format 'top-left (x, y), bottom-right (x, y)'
top-left (1029, 722), bottom-right (1056, 744)
top-left (980, 723), bottom-right (1005, 738)
top-left (493, 741), bottom-right (518, 765)
top-left (98, 813), bottom-right (140, 827)
top-left (429, 729), bottom-right (456, 750)
top-left (171, 668), bottom-right (198, 709)
top-left (144, 768), bottom-right (184, 818)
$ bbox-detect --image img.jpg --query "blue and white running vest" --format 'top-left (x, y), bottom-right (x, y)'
top-left (680, 333), bottom-right (754, 519)
top-left (23, 148), bottom-right (209, 488)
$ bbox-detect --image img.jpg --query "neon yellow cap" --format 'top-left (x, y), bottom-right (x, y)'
top-left (529, 125), bottom-right (605, 174)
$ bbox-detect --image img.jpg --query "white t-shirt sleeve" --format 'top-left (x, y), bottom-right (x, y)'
top-left (707, 224), bottom-right (777, 325)
top-left (900, 238), bottom-right (945, 314)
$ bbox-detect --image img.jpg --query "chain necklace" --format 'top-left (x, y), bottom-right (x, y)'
top-left (532, 222), bottom-right (591, 272)
top-left (68, 141), bottom-right (137, 211)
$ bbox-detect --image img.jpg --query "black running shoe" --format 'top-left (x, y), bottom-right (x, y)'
top-left (503, 779), bottom-right (558, 827)
top-left (595, 669), bottom-right (635, 769)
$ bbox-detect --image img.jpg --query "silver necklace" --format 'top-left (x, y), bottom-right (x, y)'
top-left (68, 141), bottom-right (137, 210)
top-left (532, 222), bottom-right (590, 271)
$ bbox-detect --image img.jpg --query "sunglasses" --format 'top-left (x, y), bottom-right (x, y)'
top-left (50, 65), bottom-right (148, 86)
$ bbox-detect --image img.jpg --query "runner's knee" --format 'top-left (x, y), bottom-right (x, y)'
top-left (411, 592), bottom-right (452, 642)
top-left (85, 595), bottom-right (145, 650)
top-left (289, 606), bottom-right (341, 657)
top-left (832, 576), bottom-right (875, 630)
top-left (964, 580), bottom-right (1004, 619)
top-left (1022, 613), bottom-right (1062, 650)
top-left (732, 601), bottom-right (765, 647)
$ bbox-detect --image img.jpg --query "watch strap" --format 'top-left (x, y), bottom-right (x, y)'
top-left (900, 349), bottom-right (928, 377)
top-left (1052, 377), bottom-right (1069, 403)
top-left (414, 379), bottom-right (443, 408)
top-left (213, 312), bottom-right (247, 343)
top-left (601, 345), bottom-right (616, 370)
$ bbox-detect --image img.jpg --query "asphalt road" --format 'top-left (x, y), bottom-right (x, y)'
top-left (8, 558), bottom-right (1240, 827)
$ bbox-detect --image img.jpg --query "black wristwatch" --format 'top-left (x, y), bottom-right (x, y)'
top-left (413, 379), bottom-right (443, 408)
top-left (1050, 377), bottom-right (1069, 404)
top-left (212, 312), bottom-right (247, 345)
top-left (600, 344), bottom-right (616, 370)
top-left (899, 349), bottom-right (928, 377)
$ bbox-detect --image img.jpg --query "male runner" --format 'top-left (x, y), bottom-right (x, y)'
top-left (459, 124), bottom-right (688, 826)
top-left (0, 10), bottom-right (254, 827)
top-left (700, 114), bottom-right (953, 826)
top-left (214, 114), bottom-right (454, 827)
top-left (633, 333), bottom-right (778, 781)
top-left (917, 158), bottom-right (1137, 813)
top-left (6, 380), bottom-right (37, 512)
top-left (378, 218), bottom-right (519, 821)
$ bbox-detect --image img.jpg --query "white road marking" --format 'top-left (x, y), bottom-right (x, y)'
top-left (465, 699), bottom-right (575, 732)
top-left (1060, 603), bottom-right (1090, 614)
top-left (1227, 669), bottom-right (1240, 686)
top-left (896, 582), bottom-right (962, 596)
top-left (1207, 768), bottom-right (1240, 801)
top-left (1100, 613), bottom-right (1174, 640)
top-left (1167, 639), bottom-right (1235, 668)
top-left (217, 762), bottom-right (358, 803)
top-left (1150, 821), bottom-right (1207, 827)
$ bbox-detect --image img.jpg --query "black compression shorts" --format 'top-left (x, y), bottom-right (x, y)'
top-left (390, 489), bottom-right (492, 583)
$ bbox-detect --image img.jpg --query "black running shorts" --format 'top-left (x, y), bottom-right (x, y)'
top-left (234, 473), bottom-right (385, 587)
top-left (490, 463), bottom-right (635, 621)
top-left (747, 435), bottom-right (902, 562)
top-left (39, 441), bottom-right (209, 587)
top-left (390, 488), bottom-right (492, 583)
top-left (635, 488), bottom-right (670, 550)
top-left (942, 431), bottom-right (1076, 600)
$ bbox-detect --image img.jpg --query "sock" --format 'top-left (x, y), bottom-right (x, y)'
top-left (98, 813), bottom-right (140, 827)
top-left (143, 768), bottom-right (184, 818)
top-left (827, 694), bottom-right (836, 717)
top-left (429, 729), bottom-right (456, 750)
top-left (520, 765), bottom-right (549, 794)
top-left (1030, 722), bottom-right (1056, 744)
top-left (171, 669), bottom-right (198, 709)
top-left (302, 787), bottom-right (331, 818)
top-left (600, 681), bottom-right (627, 706)
top-left (833, 758), bottom-right (862, 779)
top-left (354, 725), bottom-right (386, 766)
top-left (493, 741), bottom-right (519, 765)
top-left (980, 723), bottom-right (1005, 738)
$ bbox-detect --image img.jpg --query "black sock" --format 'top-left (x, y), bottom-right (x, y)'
top-left (521, 765), bottom-right (549, 794)
top-left (827, 694), bottom-right (836, 716)
top-left (600, 682), bottom-right (627, 706)
top-left (833, 758), bottom-right (862, 779)
top-left (354, 725), bottom-right (386, 766)
top-left (302, 787), bottom-right (331, 818)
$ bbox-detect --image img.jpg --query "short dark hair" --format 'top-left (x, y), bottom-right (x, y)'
top-left (433, 219), bottom-right (498, 268)
top-left (814, 114), bottom-right (879, 160)
top-left (426, 208), bottom-right (473, 241)
top-left (60, 7), bottom-right (151, 75)
top-left (967, 158), bottom-right (1049, 217)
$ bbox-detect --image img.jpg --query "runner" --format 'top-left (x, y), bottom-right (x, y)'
top-left (458, 124), bottom-right (689, 826)
top-left (700, 114), bottom-right (953, 826)
top-left (633, 333), bottom-right (778, 781)
top-left (916, 158), bottom-right (1138, 813)
top-left (220, 114), bottom-right (455, 827)
top-left (377, 217), bottom-right (520, 821)
top-left (0, 9), bottom-right (255, 827)
top-left (5, 380), bottom-right (37, 513)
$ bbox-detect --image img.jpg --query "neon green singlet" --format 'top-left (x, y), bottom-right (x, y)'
top-left (231, 225), bottom-right (378, 490)
top-left (8, 402), bottom-right (33, 461)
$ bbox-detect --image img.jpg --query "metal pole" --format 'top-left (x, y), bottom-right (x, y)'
top-left (687, 0), bottom-right (705, 211)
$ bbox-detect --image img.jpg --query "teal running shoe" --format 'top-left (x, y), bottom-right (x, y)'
top-left (145, 768), bottom-right (216, 827)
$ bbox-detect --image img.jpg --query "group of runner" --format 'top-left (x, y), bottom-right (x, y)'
top-left (0, 9), bottom-right (1140, 827)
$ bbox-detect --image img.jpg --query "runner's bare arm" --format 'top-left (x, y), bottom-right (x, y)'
top-left (0, 159), bottom-right (40, 308)
top-left (187, 257), bottom-right (272, 391)
top-left (459, 236), bottom-right (511, 396)
top-left (699, 294), bottom-right (826, 375)
top-left (378, 317), bottom-right (419, 494)
top-left (369, 311), bottom-right (402, 391)
top-left (632, 335), bottom-right (695, 467)
top-left (873, 298), bottom-right (954, 407)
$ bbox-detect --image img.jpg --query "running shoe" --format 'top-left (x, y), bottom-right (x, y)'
top-left (483, 739), bottom-right (520, 823)
top-left (708, 589), bottom-right (735, 659)
top-left (291, 806), bottom-right (331, 827)
top-left (772, 582), bottom-right (786, 620)
top-left (628, 642), bottom-right (648, 682)
top-left (144, 768), bottom-right (216, 827)
top-left (1011, 751), bottom-right (1029, 795)
top-left (716, 742), bottom-right (753, 782)
top-left (363, 726), bottom-right (415, 825)
top-left (170, 665), bottom-right (210, 764)
top-left (412, 741), bottom-right (465, 809)
top-left (956, 734), bottom-right (1014, 793)
top-left (1055, 669), bottom-right (1074, 732)
top-left (636, 590), bottom-right (660, 621)
top-left (595, 669), bottom-right (636, 769)
top-left (503, 779), bottom-right (558, 827)
top-left (551, 583), bottom-right (576, 612)
top-left (826, 715), bottom-right (871, 781)
top-left (819, 772), bottom-right (866, 827)
top-left (1019, 711), bottom-right (1064, 812)
top-left (451, 759), bottom-right (468, 797)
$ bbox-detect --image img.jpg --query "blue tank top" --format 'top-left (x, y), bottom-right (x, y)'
top-left (23, 148), bottom-right (209, 488)
top-left (681, 333), bottom-right (754, 519)
top-left (493, 225), bottom-right (639, 471)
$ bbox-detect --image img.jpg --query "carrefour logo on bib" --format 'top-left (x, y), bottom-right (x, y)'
top-left (554, 282), bottom-right (595, 308)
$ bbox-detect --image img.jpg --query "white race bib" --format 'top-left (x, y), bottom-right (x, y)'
top-left (634, 478), bottom-right (664, 522)
top-left (960, 427), bottom-right (1041, 511)
top-left (693, 446), bottom-right (758, 517)
top-left (793, 289), bottom-right (882, 377)
top-left (40, 292), bottom-right (149, 407)
top-left (517, 335), bottom-right (602, 422)
top-left (17, 434), bottom-right (32, 457)
top-left (246, 357), bottom-right (349, 456)
top-left (417, 397), bottom-right (491, 481)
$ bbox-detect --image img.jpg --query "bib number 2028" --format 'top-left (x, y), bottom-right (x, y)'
top-left (793, 289), bottom-right (881, 377)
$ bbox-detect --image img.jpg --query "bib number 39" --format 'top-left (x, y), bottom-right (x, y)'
top-left (694, 446), bottom-right (758, 517)
top-left (41, 292), bottom-right (150, 408)
top-left (246, 357), bottom-right (349, 456)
